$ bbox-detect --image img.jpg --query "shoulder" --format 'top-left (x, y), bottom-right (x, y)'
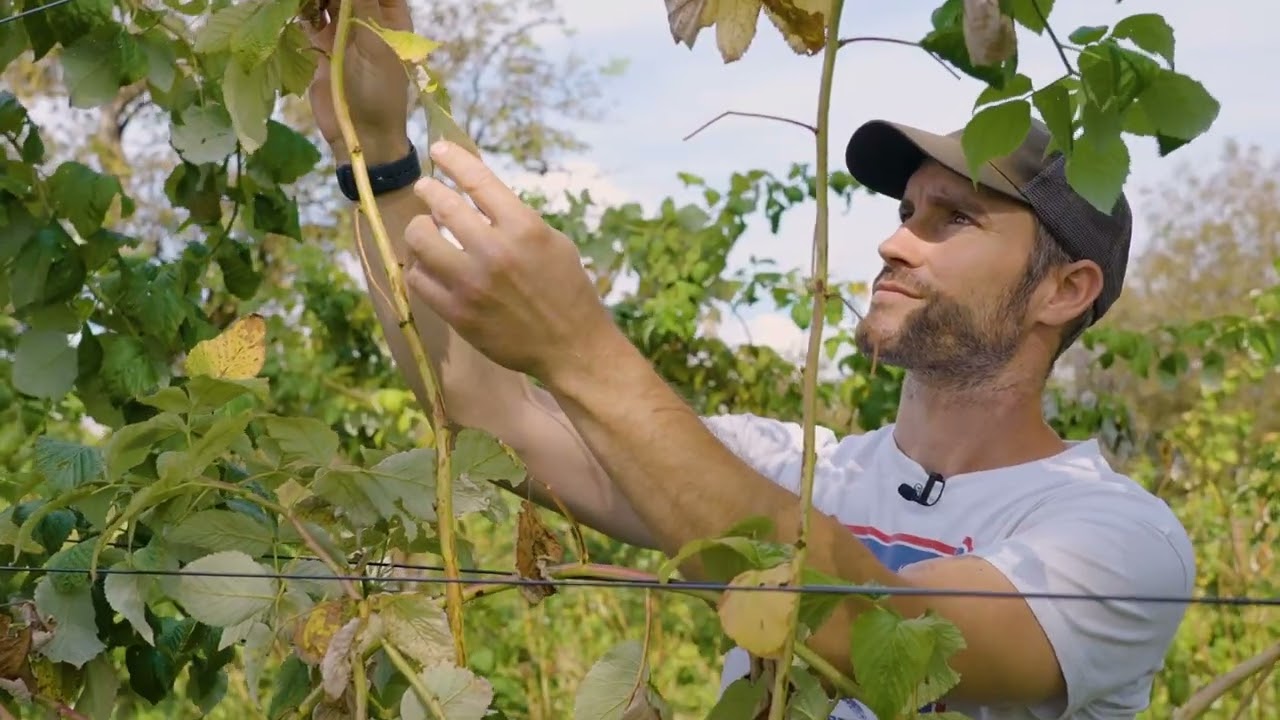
top-left (969, 440), bottom-right (1196, 716)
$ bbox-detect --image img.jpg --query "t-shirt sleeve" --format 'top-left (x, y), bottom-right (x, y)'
top-left (969, 490), bottom-right (1196, 719)
top-left (700, 412), bottom-right (840, 496)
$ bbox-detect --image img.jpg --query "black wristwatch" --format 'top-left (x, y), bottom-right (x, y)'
top-left (335, 141), bottom-right (421, 202)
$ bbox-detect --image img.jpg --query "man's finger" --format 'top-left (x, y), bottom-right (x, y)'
top-left (377, 0), bottom-right (413, 31)
top-left (427, 141), bottom-right (528, 226)
top-left (414, 177), bottom-right (494, 251)
top-left (404, 213), bottom-right (473, 287)
top-left (404, 262), bottom-right (456, 321)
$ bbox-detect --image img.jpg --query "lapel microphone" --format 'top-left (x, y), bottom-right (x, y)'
top-left (898, 472), bottom-right (946, 507)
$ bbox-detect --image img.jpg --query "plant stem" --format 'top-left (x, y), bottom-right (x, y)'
top-left (768, 1), bottom-right (846, 718)
top-left (1173, 640), bottom-right (1280, 720)
top-left (382, 640), bottom-right (448, 719)
top-left (326, 0), bottom-right (466, 663)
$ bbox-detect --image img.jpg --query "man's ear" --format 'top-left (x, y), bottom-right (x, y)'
top-left (1037, 259), bottom-right (1103, 328)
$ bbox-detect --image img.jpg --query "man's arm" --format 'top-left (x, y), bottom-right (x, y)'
top-left (334, 142), bottom-right (659, 550)
top-left (540, 323), bottom-right (1070, 707)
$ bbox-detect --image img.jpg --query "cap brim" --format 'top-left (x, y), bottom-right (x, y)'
top-left (844, 120), bottom-right (1022, 201)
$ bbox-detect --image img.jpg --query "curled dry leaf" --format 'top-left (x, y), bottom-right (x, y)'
top-left (664, 0), bottom-right (829, 63)
top-left (515, 499), bottom-right (564, 605)
top-left (717, 563), bottom-right (799, 659)
top-left (320, 617), bottom-right (361, 701)
top-left (962, 0), bottom-right (1017, 66)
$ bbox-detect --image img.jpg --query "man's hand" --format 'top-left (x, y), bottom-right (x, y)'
top-left (401, 141), bottom-right (619, 383)
top-left (305, 0), bottom-right (414, 164)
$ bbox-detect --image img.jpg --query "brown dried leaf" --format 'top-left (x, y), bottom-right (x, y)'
top-left (0, 614), bottom-right (32, 680)
top-left (963, 0), bottom-right (1017, 65)
top-left (665, 0), bottom-right (717, 47)
top-left (761, 0), bottom-right (828, 54)
top-left (717, 563), bottom-right (799, 659)
top-left (515, 499), bottom-right (564, 605)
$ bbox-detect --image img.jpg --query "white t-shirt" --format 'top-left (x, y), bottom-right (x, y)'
top-left (704, 413), bottom-right (1195, 720)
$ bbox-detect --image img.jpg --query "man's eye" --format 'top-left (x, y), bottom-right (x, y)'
top-left (950, 211), bottom-right (972, 225)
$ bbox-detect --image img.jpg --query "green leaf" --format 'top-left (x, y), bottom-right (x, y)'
top-left (74, 655), bottom-right (120, 720)
top-left (99, 333), bottom-right (163, 398)
top-left (1032, 80), bottom-right (1074, 155)
top-left (248, 120), bottom-right (321, 184)
top-left (1068, 25), bottom-right (1108, 44)
top-left (171, 104), bottom-right (238, 165)
top-left (192, 0), bottom-right (261, 54)
top-left (13, 329), bottom-right (78, 399)
top-left (171, 551), bottom-right (278, 627)
top-left (137, 28), bottom-right (178, 93)
top-left (33, 577), bottom-right (107, 668)
top-left (848, 606), bottom-right (935, 720)
top-left (105, 560), bottom-right (156, 644)
top-left (401, 665), bottom-right (494, 720)
top-left (572, 640), bottom-right (646, 720)
top-left (374, 592), bottom-right (455, 668)
top-left (230, 0), bottom-right (299, 69)
top-left (262, 415), bottom-right (339, 466)
top-left (1135, 70), bottom-right (1220, 143)
top-left (166, 509), bottom-right (275, 557)
top-left (103, 411), bottom-right (185, 481)
top-left (656, 529), bottom-right (793, 584)
top-left (914, 611), bottom-right (967, 706)
top-left (34, 436), bottom-right (104, 492)
top-left (960, 99), bottom-right (1031, 183)
top-left (1112, 13), bottom-right (1174, 66)
top-left (48, 161), bottom-right (126, 237)
top-left (222, 59), bottom-right (275, 154)
top-left (267, 656), bottom-right (312, 720)
top-left (786, 668), bottom-right (836, 719)
top-left (450, 430), bottom-right (523, 481)
top-left (1002, 0), bottom-right (1054, 34)
top-left (45, 539), bottom-right (97, 592)
top-left (706, 677), bottom-right (767, 719)
top-left (974, 72), bottom-right (1032, 108)
top-left (271, 24), bottom-right (318, 97)
top-left (1064, 121), bottom-right (1130, 213)
top-left (60, 25), bottom-right (148, 108)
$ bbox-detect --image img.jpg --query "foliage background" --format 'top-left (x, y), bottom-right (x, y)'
top-left (1, 0), bottom-right (1277, 718)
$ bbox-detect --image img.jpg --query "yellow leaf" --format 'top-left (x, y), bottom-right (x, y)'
top-left (717, 563), bottom-right (799, 659)
top-left (762, 0), bottom-right (829, 55)
top-left (359, 19), bottom-right (442, 64)
top-left (715, 0), bottom-right (762, 62)
top-left (963, 0), bottom-right (1016, 65)
top-left (184, 314), bottom-right (267, 380)
top-left (293, 600), bottom-right (354, 666)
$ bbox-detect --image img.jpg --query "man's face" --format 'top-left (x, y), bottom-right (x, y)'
top-left (853, 160), bottom-right (1042, 386)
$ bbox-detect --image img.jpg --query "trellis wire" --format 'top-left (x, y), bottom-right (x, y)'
top-left (2, 563), bottom-right (1278, 607)
top-left (0, 0), bottom-right (76, 26)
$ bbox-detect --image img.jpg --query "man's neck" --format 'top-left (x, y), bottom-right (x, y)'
top-left (890, 367), bottom-right (1066, 478)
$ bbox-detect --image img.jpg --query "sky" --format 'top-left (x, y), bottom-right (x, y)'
top-left (485, 0), bottom-right (1280, 354)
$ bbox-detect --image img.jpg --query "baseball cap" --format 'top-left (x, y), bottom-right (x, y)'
top-left (843, 118), bottom-right (1133, 325)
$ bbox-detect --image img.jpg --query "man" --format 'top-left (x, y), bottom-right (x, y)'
top-left (306, 1), bottom-right (1194, 717)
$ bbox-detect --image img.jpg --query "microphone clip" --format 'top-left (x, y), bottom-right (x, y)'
top-left (898, 472), bottom-right (946, 507)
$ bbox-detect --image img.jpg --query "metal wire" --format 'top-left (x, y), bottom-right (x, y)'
top-left (3, 563), bottom-right (1278, 606)
top-left (0, 0), bottom-right (76, 26)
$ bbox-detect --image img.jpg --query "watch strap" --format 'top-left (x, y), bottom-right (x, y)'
top-left (336, 141), bottom-right (420, 202)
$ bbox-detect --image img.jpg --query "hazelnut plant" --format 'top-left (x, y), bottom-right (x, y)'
top-left (0, 0), bottom-right (1229, 719)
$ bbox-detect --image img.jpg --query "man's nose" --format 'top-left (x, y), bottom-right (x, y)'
top-left (877, 224), bottom-right (926, 269)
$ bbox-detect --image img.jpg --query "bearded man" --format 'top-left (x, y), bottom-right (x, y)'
top-left (306, 1), bottom-right (1194, 717)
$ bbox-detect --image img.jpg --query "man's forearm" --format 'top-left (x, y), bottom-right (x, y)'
top-left (347, 178), bottom-right (530, 437)
top-left (543, 326), bottom-right (906, 580)
top-left (541, 327), bottom-right (913, 676)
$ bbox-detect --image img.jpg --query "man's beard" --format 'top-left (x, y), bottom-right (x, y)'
top-left (854, 271), bottom-right (1032, 390)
